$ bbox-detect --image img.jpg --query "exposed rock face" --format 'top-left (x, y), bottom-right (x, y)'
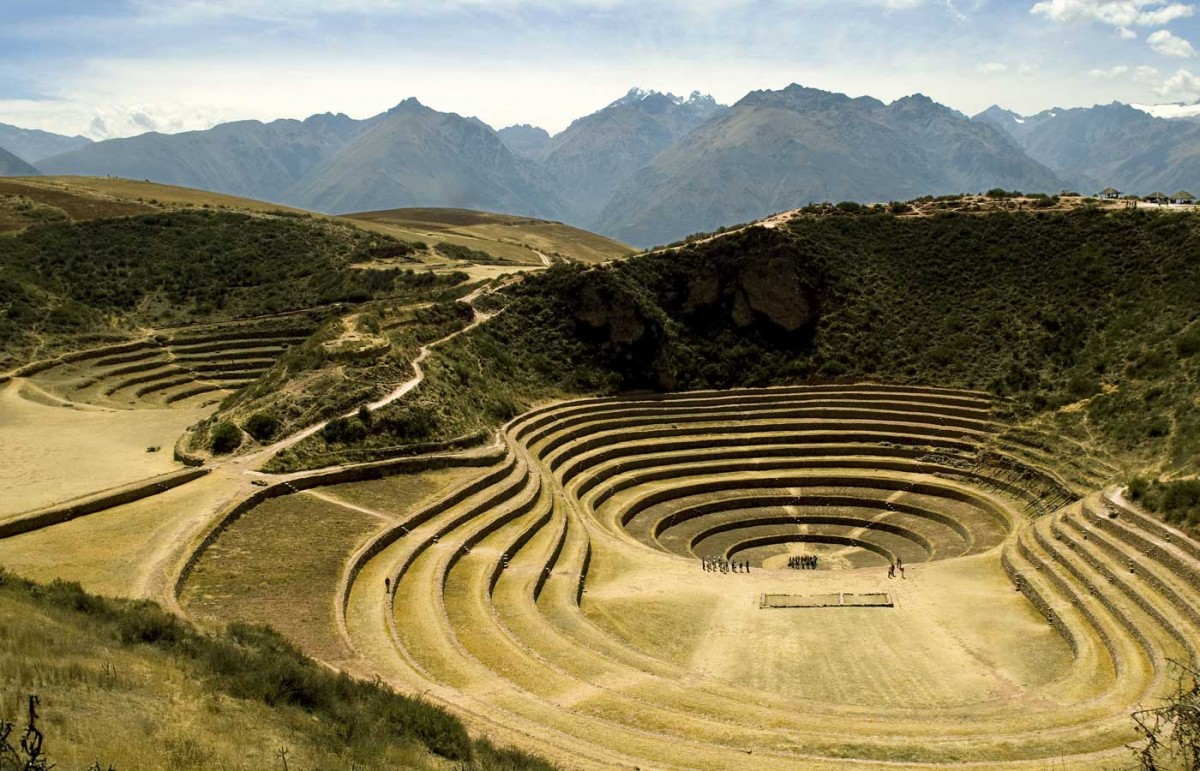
top-left (574, 281), bottom-right (649, 347)
top-left (738, 255), bottom-right (813, 332)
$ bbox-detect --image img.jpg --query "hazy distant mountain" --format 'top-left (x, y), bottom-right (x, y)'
top-left (0, 146), bottom-right (39, 175)
top-left (0, 123), bottom-right (91, 164)
top-left (39, 113), bottom-right (365, 202)
top-left (285, 98), bottom-right (566, 218)
top-left (975, 102), bottom-right (1200, 195)
top-left (538, 88), bottom-right (726, 224)
top-left (498, 124), bottom-right (550, 158)
top-left (596, 85), bottom-right (1066, 247)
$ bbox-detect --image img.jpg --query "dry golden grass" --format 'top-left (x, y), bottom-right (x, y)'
top-left (0, 382), bottom-right (208, 519)
top-left (346, 207), bottom-right (636, 265)
top-left (0, 589), bottom-right (440, 771)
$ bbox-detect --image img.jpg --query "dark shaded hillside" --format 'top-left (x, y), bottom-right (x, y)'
top-left (312, 208), bottom-right (1200, 481)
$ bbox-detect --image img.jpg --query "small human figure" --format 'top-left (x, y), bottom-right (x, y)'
top-left (896, 556), bottom-right (903, 570)
top-left (384, 577), bottom-right (391, 593)
top-left (887, 564), bottom-right (895, 579)
top-left (899, 564), bottom-right (906, 579)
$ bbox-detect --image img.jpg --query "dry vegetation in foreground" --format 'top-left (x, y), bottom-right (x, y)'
top-left (0, 569), bottom-right (553, 771)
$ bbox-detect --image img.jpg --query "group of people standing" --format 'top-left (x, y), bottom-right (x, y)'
top-left (887, 556), bottom-right (906, 579)
top-left (789, 555), bottom-right (819, 570)
top-left (703, 557), bottom-right (750, 573)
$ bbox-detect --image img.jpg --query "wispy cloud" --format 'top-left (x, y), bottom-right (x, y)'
top-left (1155, 66), bottom-right (1200, 95)
top-left (1031, 0), bottom-right (1194, 28)
top-left (1148, 27), bottom-right (1197, 54)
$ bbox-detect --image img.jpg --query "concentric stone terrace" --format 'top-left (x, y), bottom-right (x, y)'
top-left (23, 322), bottom-right (313, 409)
top-left (324, 384), bottom-right (1200, 769)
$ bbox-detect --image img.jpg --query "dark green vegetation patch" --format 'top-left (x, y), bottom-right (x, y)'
top-left (0, 211), bottom-right (430, 369)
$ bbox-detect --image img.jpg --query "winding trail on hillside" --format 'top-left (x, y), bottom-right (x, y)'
top-left (134, 279), bottom-right (515, 610)
top-left (0, 276), bottom-right (511, 612)
top-left (240, 281), bottom-right (503, 468)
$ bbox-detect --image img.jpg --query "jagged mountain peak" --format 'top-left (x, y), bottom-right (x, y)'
top-left (607, 87), bottom-right (720, 111)
top-left (737, 84), bottom-right (883, 112)
top-left (386, 97), bottom-right (429, 115)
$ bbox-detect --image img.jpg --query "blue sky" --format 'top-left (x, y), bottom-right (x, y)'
top-left (3, 0), bottom-right (1200, 138)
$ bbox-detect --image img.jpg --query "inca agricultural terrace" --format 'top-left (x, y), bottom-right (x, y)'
top-left (3, 174), bottom-right (1200, 770)
top-left (160, 384), bottom-right (1195, 769)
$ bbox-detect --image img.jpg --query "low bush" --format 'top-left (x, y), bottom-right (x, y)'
top-left (1128, 477), bottom-right (1200, 529)
top-left (210, 421), bottom-right (243, 454)
top-left (243, 412), bottom-right (281, 442)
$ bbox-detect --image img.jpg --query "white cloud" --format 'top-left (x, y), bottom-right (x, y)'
top-left (976, 61), bottom-right (1009, 73)
top-left (1155, 67), bottom-right (1200, 97)
top-left (1031, 0), bottom-right (1195, 28)
top-left (1117, 25), bottom-right (1139, 37)
top-left (1148, 28), bottom-right (1196, 55)
top-left (1136, 64), bottom-right (1162, 79)
top-left (1089, 64), bottom-right (1131, 76)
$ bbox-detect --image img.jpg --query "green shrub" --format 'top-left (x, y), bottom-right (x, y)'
top-left (322, 417), bottom-right (367, 445)
top-left (210, 421), bottom-right (243, 454)
top-left (243, 412), bottom-right (281, 442)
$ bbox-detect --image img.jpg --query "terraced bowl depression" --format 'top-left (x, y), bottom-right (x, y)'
top-left (22, 321), bottom-right (315, 409)
top-left (324, 384), bottom-right (1200, 769)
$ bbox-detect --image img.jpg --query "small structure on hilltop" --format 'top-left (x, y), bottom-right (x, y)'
top-left (1144, 191), bottom-right (1169, 204)
top-left (1098, 187), bottom-right (1122, 199)
top-left (1172, 190), bottom-right (1196, 205)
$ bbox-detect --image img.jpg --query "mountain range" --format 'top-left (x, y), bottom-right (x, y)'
top-left (974, 102), bottom-right (1200, 196)
top-left (4, 86), bottom-right (1200, 246)
top-left (0, 122), bottom-right (90, 164)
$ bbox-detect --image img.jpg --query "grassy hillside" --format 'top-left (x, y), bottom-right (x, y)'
top-left (0, 209), bottom-right (437, 370)
top-left (344, 207), bottom-right (636, 265)
top-left (0, 569), bottom-right (552, 771)
top-left (275, 208), bottom-right (1200, 502)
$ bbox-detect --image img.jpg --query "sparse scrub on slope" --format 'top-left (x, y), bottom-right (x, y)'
top-left (0, 570), bottom-right (554, 770)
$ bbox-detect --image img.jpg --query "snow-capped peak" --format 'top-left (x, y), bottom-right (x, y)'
top-left (611, 87), bottom-right (717, 109)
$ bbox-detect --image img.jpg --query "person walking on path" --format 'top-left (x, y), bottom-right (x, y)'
top-left (385, 577), bottom-right (391, 593)
top-left (887, 563), bottom-right (895, 579)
